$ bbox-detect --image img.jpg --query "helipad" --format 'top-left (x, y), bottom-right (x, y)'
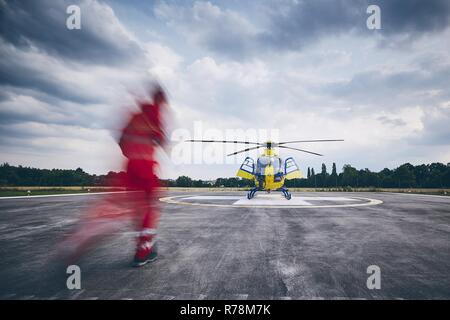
top-left (2, 191), bottom-right (450, 299)
top-left (159, 193), bottom-right (383, 208)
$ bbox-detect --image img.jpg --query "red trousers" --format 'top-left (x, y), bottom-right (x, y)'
top-left (125, 159), bottom-right (160, 236)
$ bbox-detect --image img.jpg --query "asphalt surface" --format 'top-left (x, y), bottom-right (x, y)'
top-left (0, 191), bottom-right (449, 300)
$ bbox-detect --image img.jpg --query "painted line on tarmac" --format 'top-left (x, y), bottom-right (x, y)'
top-left (232, 195), bottom-right (360, 206)
top-left (384, 192), bottom-right (450, 199)
top-left (159, 195), bottom-right (383, 209)
top-left (0, 191), bottom-right (131, 200)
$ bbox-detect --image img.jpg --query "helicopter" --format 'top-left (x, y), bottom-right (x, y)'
top-left (186, 139), bottom-right (344, 200)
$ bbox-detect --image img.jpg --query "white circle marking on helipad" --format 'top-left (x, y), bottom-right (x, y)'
top-left (159, 194), bottom-right (383, 208)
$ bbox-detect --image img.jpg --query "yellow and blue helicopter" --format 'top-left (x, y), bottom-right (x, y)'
top-left (186, 139), bottom-right (343, 200)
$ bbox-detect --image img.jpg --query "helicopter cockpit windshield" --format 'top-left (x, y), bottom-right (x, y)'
top-left (256, 156), bottom-right (282, 176)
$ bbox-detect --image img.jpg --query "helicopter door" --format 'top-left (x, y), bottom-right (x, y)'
top-left (284, 157), bottom-right (301, 180)
top-left (236, 157), bottom-right (255, 180)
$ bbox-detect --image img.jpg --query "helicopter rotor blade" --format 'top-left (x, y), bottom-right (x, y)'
top-left (227, 146), bottom-right (262, 156)
top-left (278, 139), bottom-right (344, 145)
top-left (186, 139), bottom-right (261, 145)
top-left (278, 145), bottom-right (323, 156)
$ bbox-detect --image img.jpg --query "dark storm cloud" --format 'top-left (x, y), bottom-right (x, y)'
top-left (0, 102), bottom-right (91, 128)
top-left (0, 90), bottom-right (105, 130)
top-left (0, 0), bottom-right (147, 134)
top-left (0, 89), bottom-right (8, 102)
top-left (0, 130), bottom-right (73, 154)
top-left (324, 66), bottom-right (450, 109)
top-left (261, 0), bottom-right (450, 51)
top-left (0, 54), bottom-right (99, 104)
top-left (0, 124), bottom-right (41, 140)
top-left (258, 0), bottom-right (366, 51)
top-left (376, 0), bottom-right (450, 34)
top-left (0, 0), bottom-right (144, 65)
top-left (162, 0), bottom-right (450, 59)
top-left (0, 0), bottom-right (149, 108)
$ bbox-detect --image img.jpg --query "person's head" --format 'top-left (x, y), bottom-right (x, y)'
top-left (151, 85), bottom-right (167, 106)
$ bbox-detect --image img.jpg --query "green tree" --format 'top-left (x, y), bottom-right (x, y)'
top-left (393, 164), bottom-right (416, 188)
top-left (320, 163), bottom-right (328, 187)
top-left (341, 164), bottom-right (357, 187)
top-left (176, 176), bottom-right (193, 187)
top-left (310, 168), bottom-right (316, 187)
top-left (331, 162), bottom-right (338, 187)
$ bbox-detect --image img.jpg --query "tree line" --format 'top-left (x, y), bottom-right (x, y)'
top-left (1, 162), bottom-right (450, 188)
top-left (286, 162), bottom-right (450, 188)
top-left (0, 163), bottom-right (120, 187)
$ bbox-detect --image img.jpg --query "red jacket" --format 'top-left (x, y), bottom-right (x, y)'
top-left (119, 102), bottom-right (166, 161)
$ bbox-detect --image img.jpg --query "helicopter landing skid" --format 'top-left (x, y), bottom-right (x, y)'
top-left (247, 188), bottom-right (258, 199)
top-left (247, 187), bottom-right (291, 200)
top-left (280, 187), bottom-right (292, 200)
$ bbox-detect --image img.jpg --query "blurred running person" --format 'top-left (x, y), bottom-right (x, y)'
top-left (56, 84), bottom-right (169, 267)
top-left (119, 85), bottom-right (168, 266)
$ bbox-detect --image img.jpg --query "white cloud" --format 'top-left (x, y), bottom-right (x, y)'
top-left (154, 1), bottom-right (260, 59)
top-left (1, 0), bottom-right (450, 179)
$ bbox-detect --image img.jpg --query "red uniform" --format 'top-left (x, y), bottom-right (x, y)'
top-left (119, 100), bottom-right (167, 262)
top-left (58, 87), bottom-right (168, 266)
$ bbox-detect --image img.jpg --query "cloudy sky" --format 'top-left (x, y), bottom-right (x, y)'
top-left (1, 0), bottom-right (450, 179)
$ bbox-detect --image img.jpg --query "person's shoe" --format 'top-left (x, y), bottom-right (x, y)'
top-left (133, 240), bottom-right (158, 267)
